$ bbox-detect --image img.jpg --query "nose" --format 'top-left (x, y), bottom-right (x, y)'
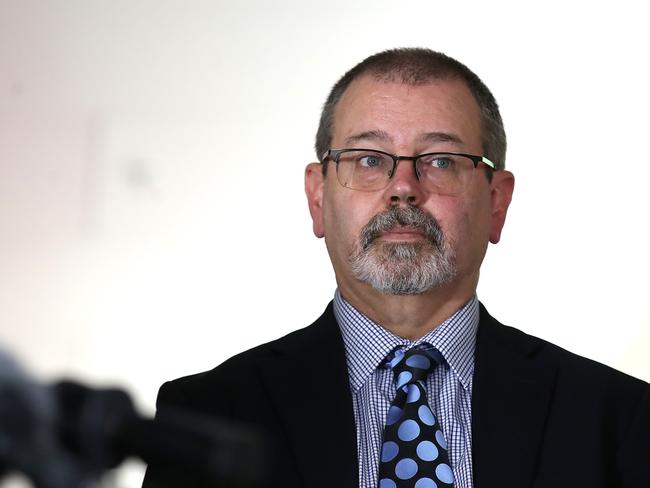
top-left (385, 158), bottom-right (425, 206)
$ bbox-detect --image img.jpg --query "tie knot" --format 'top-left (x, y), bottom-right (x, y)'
top-left (385, 345), bottom-right (441, 386)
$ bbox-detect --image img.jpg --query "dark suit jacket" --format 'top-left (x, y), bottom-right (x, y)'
top-left (143, 302), bottom-right (650, 488)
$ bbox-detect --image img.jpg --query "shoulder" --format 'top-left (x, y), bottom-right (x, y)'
top-left (476, 302), bottom-right (648, 400)
top-left (474, 303), bottom-right (650, 485)
top-left (155, 302), bottom-right (340, 412)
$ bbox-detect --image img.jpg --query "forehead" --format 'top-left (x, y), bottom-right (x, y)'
top-left (332, 75), bottom-right (483, 151)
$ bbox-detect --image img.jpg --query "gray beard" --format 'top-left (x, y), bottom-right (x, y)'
top-left (350, 206), bottom-right (456, 295)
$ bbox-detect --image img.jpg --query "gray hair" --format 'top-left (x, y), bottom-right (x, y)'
top-left (315, 48), bottom-right (507, 172)
top-left (350, 205), bottom-right (456, 294)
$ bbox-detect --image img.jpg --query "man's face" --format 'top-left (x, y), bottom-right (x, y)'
top-left (305, 75), bottom-right (513, 299)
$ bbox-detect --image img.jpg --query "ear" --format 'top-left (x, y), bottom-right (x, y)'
top-left (305, 162), bottom-right (325, 238)
top-left (489, 170), bottom-right (515, 244)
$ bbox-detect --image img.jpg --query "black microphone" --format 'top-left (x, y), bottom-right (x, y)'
top-left (0, 350), bottom-right (91, 488)
top-left (0, 348), bottom-right (268, 488)
top-left (53, 380), bottom-right (269, 487)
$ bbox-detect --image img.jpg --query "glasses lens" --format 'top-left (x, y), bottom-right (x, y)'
top-left (336, 150), bottom-right (393, 190)
top-left (416, 153), bottom-right (475, 195)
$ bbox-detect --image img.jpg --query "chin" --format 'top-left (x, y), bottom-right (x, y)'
top-left (350, 241), bottom-right (457, 295)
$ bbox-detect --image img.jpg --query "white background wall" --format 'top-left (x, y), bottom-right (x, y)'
top-left (1, 1), bottom-right (649, 486)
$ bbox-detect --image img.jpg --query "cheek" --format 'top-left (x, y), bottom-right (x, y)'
top-left (323, 189), bottom-right (383, 261)
top-left (454, 201), bottom-right (492, 264)
top-left (424, 197), bottom-right (465, 242)
top-left (323, 193), bottom-right (362, 257)
top-left (434, 199), bottom-right (489, 257)
top-left (439, 211), bottom-right (470, 253)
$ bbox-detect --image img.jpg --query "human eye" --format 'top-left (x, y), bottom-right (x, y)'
top-left (356, 152), bottom-right (387, 169)
top-left (419, 154), bottom-right (456, 170)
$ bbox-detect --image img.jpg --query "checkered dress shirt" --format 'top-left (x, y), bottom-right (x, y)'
top-left (333, 289), bottom-right (478, 488)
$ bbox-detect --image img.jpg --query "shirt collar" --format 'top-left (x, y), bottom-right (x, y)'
top-left (333, 289), bottom-right (479, 393)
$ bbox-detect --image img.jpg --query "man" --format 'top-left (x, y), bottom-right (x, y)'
top-left (143, 49), bottom-right (650, 488)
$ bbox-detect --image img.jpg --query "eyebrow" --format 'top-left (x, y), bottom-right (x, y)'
top-left (419, 132), bottom-right (464, 145)
top-left (343, 130), bottom-right (464, 147)
top-left (344, 130), bottom-right (392, 146)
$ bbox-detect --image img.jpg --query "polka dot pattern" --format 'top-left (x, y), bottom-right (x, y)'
top-left (416, 441), bottom-right (438, 462)
top-left (378, 345), bottom-right (454, 487)
top-left (435, 464), bottom-right (454, 484)
top-left (418, 405), bottom-right (435, 426)
top-left (386, 405), bottom-right (403, 425)
top-left (396, 371), bottom-right (413, 389)
top-left (398, 420), bottom-right (420, 441)
top-left (414, 478), bottom-right (437, 488)
top-left (379, 479), bottom-right (397, 488)
top-left (435, 430), bottom-right (448, 450)
top-left (395, 458), bottom-right (418, 479)
top-left (382, 441), bottom-right (399, 462)
top-left (406, 384), bottom-right (421, 403)
top-left (388, 348), bottom-right (405, 369)
top-left (406, 354), bottom-right (431, 370)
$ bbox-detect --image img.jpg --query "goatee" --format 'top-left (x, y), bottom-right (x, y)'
top-left (350, 206), bottom-right (456, 295)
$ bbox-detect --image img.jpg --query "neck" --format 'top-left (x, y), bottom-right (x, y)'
top-left (337, 274), bottom-right (478, 340)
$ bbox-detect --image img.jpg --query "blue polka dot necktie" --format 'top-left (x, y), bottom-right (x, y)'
top-left (377, 345), bottom-right (454, 488)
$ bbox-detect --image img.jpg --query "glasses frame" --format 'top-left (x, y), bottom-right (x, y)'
top-left (320, 148), bottom-right (496, 192)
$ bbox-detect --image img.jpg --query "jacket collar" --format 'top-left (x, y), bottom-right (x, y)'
top-left (258, 303), bottom-right (359, 488)
top-left (472, 303), bottom-right (557, 488)
top-left (257, 301), bottom-right (558, 488)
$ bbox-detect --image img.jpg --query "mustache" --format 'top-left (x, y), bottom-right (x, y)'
top-left (359, 206), bottom-right (445, 251)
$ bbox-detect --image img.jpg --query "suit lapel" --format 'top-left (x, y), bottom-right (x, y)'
top-left (472, 305), bottom-right (557, 488)
top-left (255, 302), bottom-right (555, 488)
top-left (259, 304), bottom-right (358, 488)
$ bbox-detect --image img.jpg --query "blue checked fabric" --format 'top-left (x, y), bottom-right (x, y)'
top-left (377, 345), bottom-right (454, 488)
top-left (333, 290), bottom-right (478, 488)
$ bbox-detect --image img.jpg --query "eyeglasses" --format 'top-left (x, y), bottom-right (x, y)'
top-left (321, 148), bottom-right (496, 195)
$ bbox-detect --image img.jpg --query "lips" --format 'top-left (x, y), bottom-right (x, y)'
top-left (380, 226), bottom-right (426, 240)
top-left (360, 206), bottom-right (444, 252)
